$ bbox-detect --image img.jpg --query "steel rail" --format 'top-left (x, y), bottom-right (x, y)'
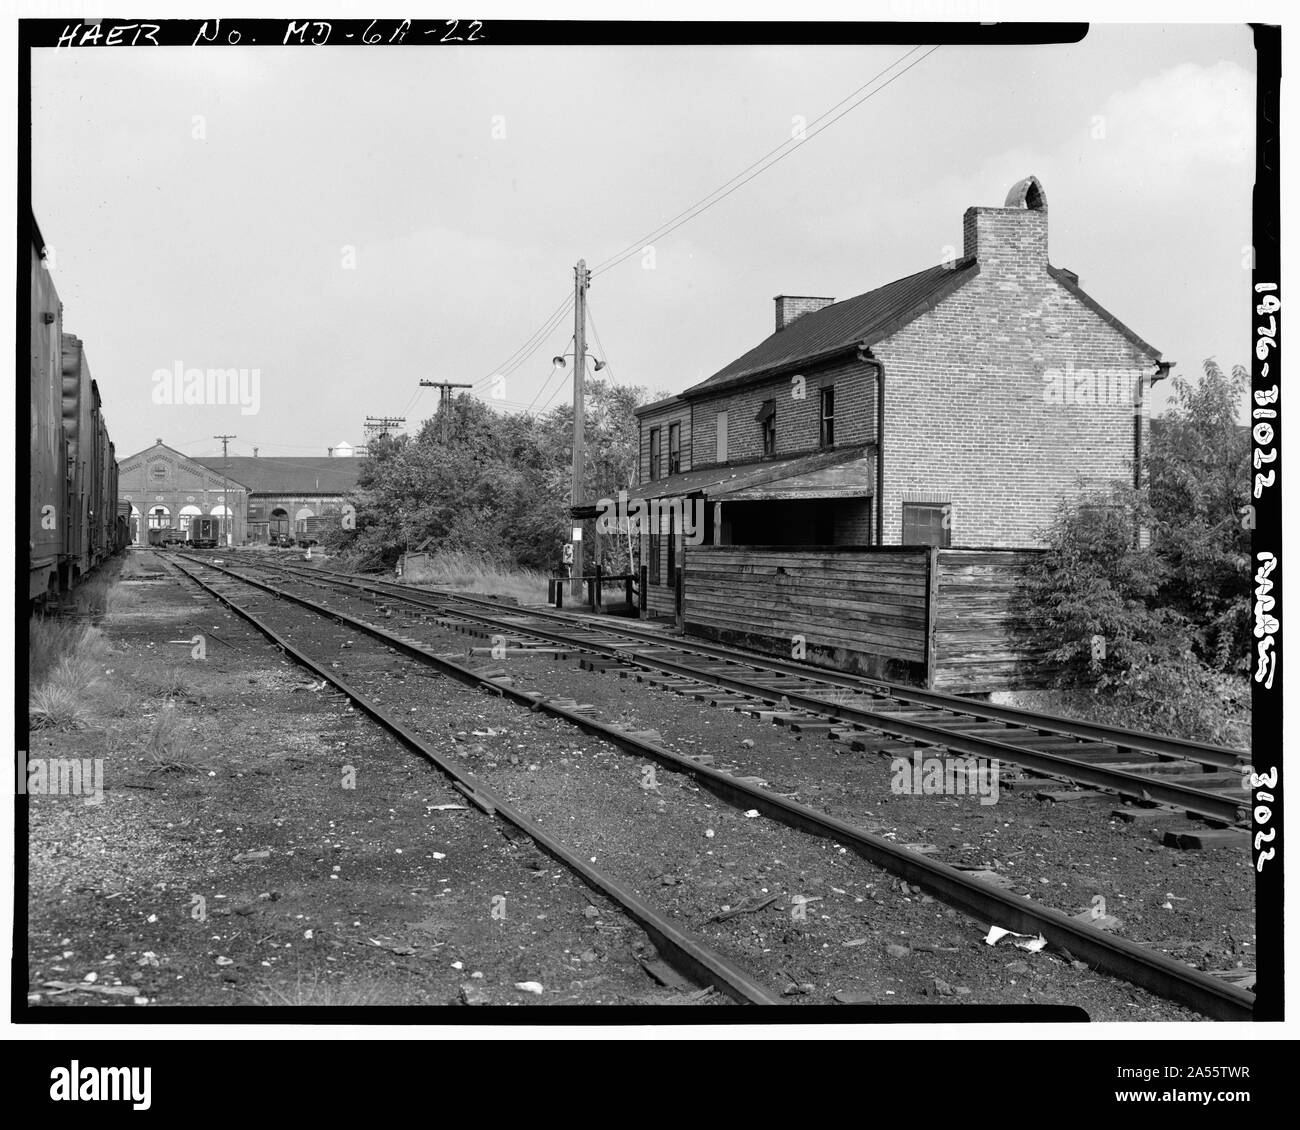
top-left (317, 564), bottom-right (1248, 764)
top-left (233, 558), bottom-right (1247, 825)
top-left (259, 557), bottom-right (1247, 770)
top-left (175, 554), bottom-right (1254, 1020)
top-left (163, 556), bottom-right (781, 1006)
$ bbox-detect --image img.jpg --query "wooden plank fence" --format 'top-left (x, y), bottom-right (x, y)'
top-left (679, 545), bottom-right (1051, 692)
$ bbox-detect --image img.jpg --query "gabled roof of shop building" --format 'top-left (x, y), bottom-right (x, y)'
top-left (683, 259), bottom-right (981, 397)
top-left (193, 456), bottom-right (362, 494)
top-left (625, 443), bottom-right (871, 502)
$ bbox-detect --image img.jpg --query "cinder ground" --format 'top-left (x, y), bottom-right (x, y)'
top-left (24, 549), bottom-right (1251, 1019)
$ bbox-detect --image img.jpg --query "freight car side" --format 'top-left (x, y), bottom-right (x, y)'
top-left (60, 332), bottom-right (95, 588)
top-left (29, 234), bottom-right (64, 603)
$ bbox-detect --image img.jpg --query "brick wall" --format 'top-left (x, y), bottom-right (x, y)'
top-left (687, 355), bottom-right (878, 467)
top-left (636, 400), bottom-right (691, 482)
top-left (875, 207), bottom-right (1157, 546)
top-left (832, 498), bottom-right (873, 545)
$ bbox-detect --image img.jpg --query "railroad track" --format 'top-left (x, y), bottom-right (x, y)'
top-left (170, 551), bottom-right (1255, 1020)
top-left (162, 554), bottom-right (780, 1005)
top-left (222, 552), bottom-right (1251, 828)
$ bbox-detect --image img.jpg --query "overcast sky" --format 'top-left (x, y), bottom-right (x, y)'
top-left (32, 24), bottom-right (1255, 461)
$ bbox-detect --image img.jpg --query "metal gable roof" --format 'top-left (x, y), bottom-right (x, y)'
top-left (192, 456), bottom-right (362, 495)
top-left (683, 258), bottom-right (980, 396)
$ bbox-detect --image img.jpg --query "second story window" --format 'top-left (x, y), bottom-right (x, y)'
top-left (820, 387), bottom-right (835, 447)
top-left (756, 399), bottom-right (776, 456)
top-left (648, 427), bottom-right (661, 480)
top-left (667, 422), bottom-right (681, 475)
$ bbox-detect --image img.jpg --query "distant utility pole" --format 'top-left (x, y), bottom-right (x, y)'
top-left (419, 380), bottom-right (473, 444)
top-left (214, 434), bottom-right (236, 546)
top-left (571, 259), bottom-right (590, 597)
top-left (363, 415), bottom-right (406, 443)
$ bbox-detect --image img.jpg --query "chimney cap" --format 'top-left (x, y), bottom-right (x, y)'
top-left (1004, 175), bottom-right (1047, 211)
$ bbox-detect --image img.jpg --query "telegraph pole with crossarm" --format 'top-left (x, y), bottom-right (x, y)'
top-left (419, 381), bottom-right (474, 444)
top-left (214, 434), bottom-right (236, 546)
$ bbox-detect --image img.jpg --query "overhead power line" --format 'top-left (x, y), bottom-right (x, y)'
top-left (590, 45), bottom-right (940, 278)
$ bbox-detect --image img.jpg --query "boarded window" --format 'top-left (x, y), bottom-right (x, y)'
top-left (902, 502), bottom-right (951, 547)
top-left (648, 427), bottom-right (661, 480)
top-left (716, 410), bottom-right (728, 462)
top-left (668, 422), bottom-right (681, 475)
top-left (820, 387), bottom-right (835, 447)
top-left (756, 399), bottom-right (776, 455)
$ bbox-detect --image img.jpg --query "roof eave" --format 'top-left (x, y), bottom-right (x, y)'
top-left (1047, 264), bottom-right (1163, 362)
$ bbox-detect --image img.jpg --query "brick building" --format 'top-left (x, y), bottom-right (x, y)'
top-left (118, 441), bottom-right (250, 545)
top-left (629, 176), bottom-right (1170, 616)
top-left (210, 455), bottom-right (361, 543)
top-left (118, 440), bottom-right (361, 545)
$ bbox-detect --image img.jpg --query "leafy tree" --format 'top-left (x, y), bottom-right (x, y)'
top-left (341, 378), bottom-right (654, 574)
top-left (1026, 359), bottom-right (1249, 744)
top-left (1145, 358), bottom-right (1251, 672)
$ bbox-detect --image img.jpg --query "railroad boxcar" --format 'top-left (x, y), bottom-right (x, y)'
top-left (294, 514), bottom-right (341, 547)
top-left (29, 223), bottom-right (65, 603)
top-left (60, 332), bottom-right (95, 588)
top-left (30, 213), bottom-right (130, 605)
top-left (190, 516), bottom-right (220, 549)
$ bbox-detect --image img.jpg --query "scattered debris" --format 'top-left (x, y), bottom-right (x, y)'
top-left (42, 981), bottom-right (139, 998)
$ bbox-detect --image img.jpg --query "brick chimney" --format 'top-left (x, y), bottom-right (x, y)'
top-left (774, 295), bottom-right (835, 332)
top-left (963, 175), bottom-right (1048, 274)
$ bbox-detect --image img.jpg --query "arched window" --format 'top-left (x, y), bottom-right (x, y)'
top-left (210, 505), bottom-right (230, 517)
top-left (148, 506), bottom-right (170, 529)
top-left (179, 504), bottom-right (202, 532)
top-left (270, 507), bottom-right (290, 538)
top-left (295, 507), bottom-right (315, 521)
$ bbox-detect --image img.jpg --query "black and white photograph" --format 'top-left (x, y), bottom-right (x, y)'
top-left (6, 0), bottom-right (1289, 1091)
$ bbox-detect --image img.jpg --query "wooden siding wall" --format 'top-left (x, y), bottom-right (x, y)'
top-left (931, 548), bottom-right (1050, 692)
top-left (683, 546), bottom-right (930, 683)
top-left (679, 545), bottom-right (1050, 692)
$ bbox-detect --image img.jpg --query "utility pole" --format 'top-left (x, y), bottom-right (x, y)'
top-left (571, 259), bottom-right (590, 597)
top-left (419, 380), bottom-right (474, 444)
top-left (363, 415), bottom-right (406, 443)
top-left (214, 434), bottom-right (235, 547)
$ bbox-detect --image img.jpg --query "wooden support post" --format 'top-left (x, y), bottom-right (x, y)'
top-left (625, 574), bottom-right (634, 613)
top-left (555, 579), bottom-right (564, 609)
top-left (595, 563), bottom-right (603, 610)
top-left (674, 566), bottom-right (685, 631)
top-left (925, 545), bottom-right (940, 689)
top-left (639, 564), bottom-right (648, 617)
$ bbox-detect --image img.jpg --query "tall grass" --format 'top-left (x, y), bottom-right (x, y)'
top-left (401, 549), bottom-right (547, 604)
top-left (28, 620), bottom-right (112, 729)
